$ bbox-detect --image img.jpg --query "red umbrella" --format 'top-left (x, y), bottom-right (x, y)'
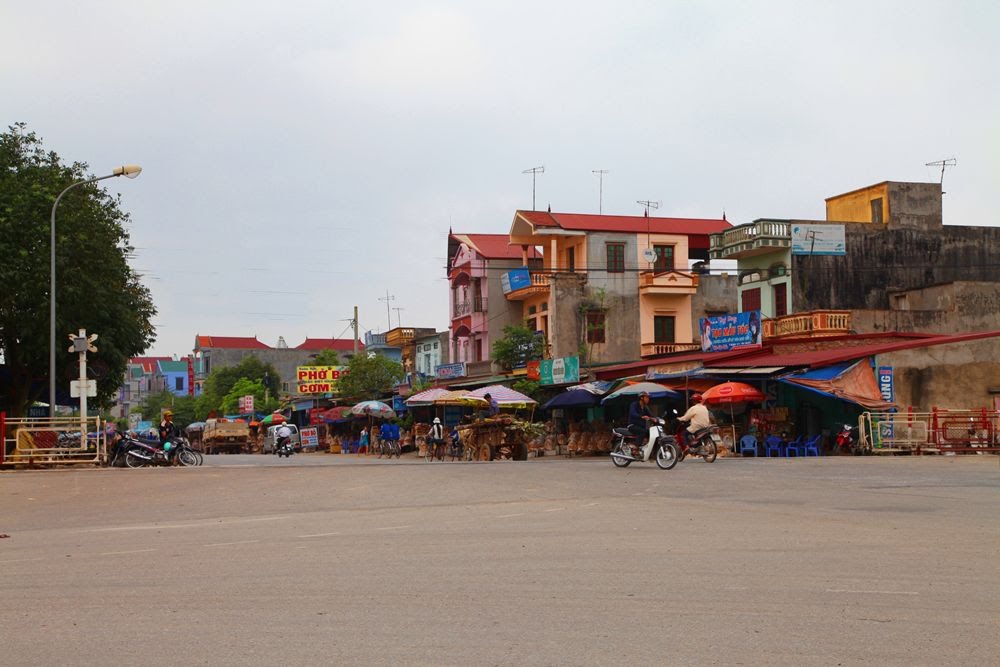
top-left (701, 381), bottom-right (765, 405)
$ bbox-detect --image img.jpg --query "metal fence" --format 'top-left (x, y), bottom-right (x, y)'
top-left (859, 408), bottom-right (999, 454)
top-left (0, 413), bottom-right (106, 467)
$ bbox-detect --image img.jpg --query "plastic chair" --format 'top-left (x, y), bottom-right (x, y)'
top-left (802, 434), bottom-right (821, 456)
top-left (785, 435), bottom-right (805, 457)
top-left (739, 434), bottom-right (759, 457)
top-left (765, 435), bottom-right (784, 457)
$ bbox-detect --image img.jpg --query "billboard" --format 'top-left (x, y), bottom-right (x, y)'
top-left (700, 311), bottom-right (763, 352)
top-left (435, 362), bottom-right (466, 379)
top-left (791, 223), bottom-right (846, 255)
top-left (501, 268), bottom-right (532, 294)
top-left (296, 366), bottom-right (349, 394)
top-left (539, 356), bottom-right (580, 385)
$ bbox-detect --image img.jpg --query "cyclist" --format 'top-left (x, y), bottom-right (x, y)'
top-left (428, 417), bottom-right (445, 461)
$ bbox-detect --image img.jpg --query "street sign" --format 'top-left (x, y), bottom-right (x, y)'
top-left (70, 379), bottom-right (97, 397)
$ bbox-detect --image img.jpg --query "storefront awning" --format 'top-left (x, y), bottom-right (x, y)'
top-left (701, 366), bottom-right (789, 376)
top-left (779, 360), bottom-right (895, 410)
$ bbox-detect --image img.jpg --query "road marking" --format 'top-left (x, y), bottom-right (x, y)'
top-left (544, 507), bottom-right (566, 513)
top-left (376, 525), bottom-right (412, 531)
top-left (100, 548), bottom-right (156, 556)
top-left (82, 515), bottom-right (290, 532)
top-left (298, 532), bottom-right (341, 538)
top-left (0, 557), bottom-right (42, 564)
top-left (583, 502), bottom-right (600, 507)
top-left (826, 589), bottom-right (918, 596)
top-left (496, 513), bottom-right (524, 518)
top-left (203, 540), bottom-right (259, 547)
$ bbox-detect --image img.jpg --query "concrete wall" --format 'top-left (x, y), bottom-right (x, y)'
top-left (826, 182), bottom-right (890, 223)
top-left (691, 274), bottom-right (738, 338)
top-left (886, 182), bottom-right (943, 231)
top-left (852, 282), bottom-right (1000, 335)
top-left (880, 339), bottom-right (1000, 411)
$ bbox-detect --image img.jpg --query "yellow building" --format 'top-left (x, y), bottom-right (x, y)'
top-left (825, 182), bottom-right (889, 224)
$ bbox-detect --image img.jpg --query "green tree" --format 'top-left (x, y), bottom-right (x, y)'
top-left (221, 377), bottom-right (266, 414)
top-left (201, 355), bottom-right (279, 411)
top-left (491, 325), bottom-right (545, 371)
top-left (336, 353), bottom-right (404, 401)
top-left (0, 123), bottom-right (156, 416)
top-left (304, 349), bottom-right (342, 366)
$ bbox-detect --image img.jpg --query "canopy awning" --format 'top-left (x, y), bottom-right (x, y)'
top-left (779, 360), bottom-right (895, 410)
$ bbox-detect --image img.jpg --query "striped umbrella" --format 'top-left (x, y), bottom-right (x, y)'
top-left (462, 385), bottom-right (537, 407)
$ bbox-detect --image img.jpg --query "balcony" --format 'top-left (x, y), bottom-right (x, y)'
top-left (710, 220), bottom-right (791, 260)
top-left (641, 342), bottom-right (702, 358)
top-left (452, 296), bottom-right (488, 317)
top-left (504, 271), bottom-right (554, 301)
top-left (638, 270), bottom-right (699, 296)
top-left (762, 310), bottom-right (851, 339)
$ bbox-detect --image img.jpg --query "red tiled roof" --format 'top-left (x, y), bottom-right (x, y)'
top-left (295, 338), bottom-right (365, 352)
top-left (195, 335), bottom-right (271, 350)
top-left (454, 233), bottom-right (542, 260)
top-left (130, 356), bottom-right (172, 374)
top-left (517, 211), bottom-right (731, 236)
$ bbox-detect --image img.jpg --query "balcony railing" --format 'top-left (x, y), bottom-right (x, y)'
top-left (710, 220), bottom-right (791, 260)
top-left (638, 270), bottom-right (699, 294)
top-left (452, 296), bottom-right (488, 317)
top-left (505, 271), bottom-right (555, 300)
top-left (762, 310), bottom-right (851, 339)
top-left (640, 342), bottom-right (702, 358)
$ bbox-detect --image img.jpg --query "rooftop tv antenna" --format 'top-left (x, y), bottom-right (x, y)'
top-left (636, 200), bottom-right (661, 217)
top-left (925, 157), bottom-right (957, 190)
top-left (592, 169), bottom-right (609, 214)
top-left (378, 290), bottom-right (395, 330)
top-left (522, 165), bottom-right (545, 210)
top-left (392, 306), bottom-right (404, 328)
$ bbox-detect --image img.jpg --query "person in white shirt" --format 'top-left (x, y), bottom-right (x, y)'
top-left (677, 393), bottom-right (712, 445)
top-left (275, 424), bottom-right (292, 453)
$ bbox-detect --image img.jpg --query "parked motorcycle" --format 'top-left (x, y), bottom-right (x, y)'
top-left (835, 423), bottom-right (865, 455)
top-left (609, 414), bottom-right (681, 470)
top-left (124, 436), bottom-right (199, 467)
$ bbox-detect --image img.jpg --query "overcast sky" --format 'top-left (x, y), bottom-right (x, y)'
top-left (4, 1), bottom-right (998, 358)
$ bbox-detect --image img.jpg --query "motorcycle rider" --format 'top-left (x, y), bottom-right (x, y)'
top-left (159, 410), bottom-right (179, 463)
top-left (275, 423), bottom-right (293, 455)
top-left (627, 392), bottom-right (654, 449)
top-left (678, 393), bottom-right (712, 447)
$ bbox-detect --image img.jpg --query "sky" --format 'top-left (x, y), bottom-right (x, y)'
top-left (3, 1), bottom-right (998, 358)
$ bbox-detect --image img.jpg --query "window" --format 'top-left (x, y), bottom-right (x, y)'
top-left (871, 198), bottom-right (884, 224)
top-left (541, 302), bottom-right (548, 311)
top-left (653, 245), bottom-right (674, 272)
top-left (741, 287), bottom-right (761, 312)
top-left (773, 284), bottom-right (788, 318)
top-left (433, 342), bottom-right (438, 349)
top-left (174, 377), bottom-right (183, 391)
top-left (586, 310), bottom-right (606, 343)
top-left (528, 305), bottom-right (537, 315)
top-left (653, 316), bottom-right (676, 343)
top-left (606, 243), bottom-right (625, 273)
top-left (567, 246), bottom-right (576, 273)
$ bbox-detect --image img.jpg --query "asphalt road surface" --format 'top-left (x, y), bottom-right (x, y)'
top-left (2, 454), bottom-right (998, 666)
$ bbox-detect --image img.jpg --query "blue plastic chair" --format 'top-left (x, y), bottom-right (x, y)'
top-left (785, 435), bottom-right (805, 457)
top-left (765, 435), bottom-right (784, 457)
top-left (802, 434), bottom-right (821, 456)
top-left (739, 434), bottom-right (759, 457)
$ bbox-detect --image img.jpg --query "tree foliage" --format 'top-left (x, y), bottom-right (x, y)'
top-left (221, 377), bottom-right (265, 415)
top-left (491, 325), bottom-right (545, 371)
top-left (335, 353), bottom-right (404, 401)
top-left (201, 355), bottom-right (279, 411)
top-left (0, 123), bottom-right (156, 416)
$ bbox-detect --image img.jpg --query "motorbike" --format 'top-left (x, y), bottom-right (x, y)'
top-left (678, 424), bottom-right (720, 463)
top-left (275, 436), bottom-right (295, 458)
top-left (609, 414), bottom-right (681, 470)
top-left (124, 435), bottom-right (199, 467)
top-left (835, 423), bottom-right (865, 455)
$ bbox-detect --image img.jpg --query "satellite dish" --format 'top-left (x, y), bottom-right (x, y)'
top-left (642, 248), bottom-right (658, 264)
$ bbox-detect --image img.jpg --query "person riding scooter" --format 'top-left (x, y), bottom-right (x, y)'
top-left (677, 393), bottom-right (712, 447)
top-left (627, 391), bottom-right (655, 454)
top-left (275, 423), bottom-right (293, 455)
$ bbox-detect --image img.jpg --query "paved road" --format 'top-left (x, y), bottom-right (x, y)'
top-left (2, 456), bottom-right (998, 666)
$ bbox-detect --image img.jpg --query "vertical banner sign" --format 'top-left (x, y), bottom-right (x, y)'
top-left (187, 355), bottom-right (195, 396)
top-left (878, 366), bottom-right (894, 402)
top-left (242, 395), bottom-right (254, 414)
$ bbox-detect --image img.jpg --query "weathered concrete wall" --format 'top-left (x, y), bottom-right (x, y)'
top-left (852, 282), bottom-right (1000, 334)
top-left (880, 338), bottom-right (1000, 411)
top-left (793, 224), bottom-right (1000, 312)
top-left (691, 274), bottom-right (738, 337)
top-left (886, 182), bottom-right (942, 231)
top-left (548, 273), bottom-right (587, 360)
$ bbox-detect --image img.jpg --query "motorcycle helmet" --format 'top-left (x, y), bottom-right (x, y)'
top-left (433, 418), bottom-right (442, 425)
top-left (692, 393), bottom-right (703, 403)
top-left (163, 441), bottom-right (172, 451)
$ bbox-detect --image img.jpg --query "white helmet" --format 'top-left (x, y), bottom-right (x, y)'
top-left (433, 417), bottom-right (442, 425)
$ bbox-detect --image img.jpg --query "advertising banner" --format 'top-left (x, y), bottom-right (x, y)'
top-left (296, 366), bottom-right (349, 394)
top-left (540, 356), bottom-right (580, 385)
top-left (300, 427), bottom-right (319, 450)
top-left (500, 268), bottom-right (532, 294)
top-left (700, 311), bottom-right (763, 352)
top-left (238, 395), bottom-right (254, 413)
top-left (878, 366), bottom-right (894, 402)
top-left (187, 356), bottom-right (195, 396)
top-left (791, 223), bottom-right (846, 255)
top-left (435, 362), bottom-right (466, 379)
top-left (526, 360), bottom-right (541, 381)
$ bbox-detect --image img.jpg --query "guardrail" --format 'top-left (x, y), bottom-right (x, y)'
top-left (1, 413), bottom-right (106, 467)
top-left (859, 408), bottom-right (999, 454)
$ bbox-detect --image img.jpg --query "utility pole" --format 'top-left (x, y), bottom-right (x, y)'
top-left (378, 290), bottom-right (395, 330)
top-left (593, 169), bottom-right (609, 214)
top-left (522, 165), bottom-right (544, 210)
top-left (392, 307), bottom-right (404, 328)
top-left (353, 305), bottom-right (359, 355)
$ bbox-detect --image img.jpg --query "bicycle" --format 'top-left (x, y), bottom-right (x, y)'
top-left (425, 437), bottom-right (445, 462)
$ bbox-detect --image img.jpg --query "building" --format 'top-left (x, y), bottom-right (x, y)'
top-left (413, 331), bottom-right (449, 378)
top-left (505, 210), bottom-right (731, 364)
top-left (707, 180), bottom-right (1000, 409)
top-left (447, 233), bottom-right (543, 378)
top-left (112, 356), bottom-right (171, 419)
top-left (153, 359), bottom-right (194, 397)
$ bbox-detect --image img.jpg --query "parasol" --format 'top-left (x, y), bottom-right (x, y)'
top-left (700, 381), bottom-right (765, 405)
top-left (351, 400), bottom-right (396, 419)
top-left (600, 381), bottom-right (682, 404)
top-left (542, 389), bottom-right (600, 410)
top-left (319, 406), bottom-right (355, 423)
top-left (259, 412), bottom-right (288, 426)
top-left (461, 385), bottom-right (537, 408)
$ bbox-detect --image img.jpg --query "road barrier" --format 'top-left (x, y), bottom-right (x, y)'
top-left (860, 407), bottom-right (999, 455)
top-left (1, 413), bottom-right (106, 467)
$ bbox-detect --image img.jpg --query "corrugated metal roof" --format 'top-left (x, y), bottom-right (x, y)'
top-left (517, 210), bottom-right (730, 236)
top-left (195, 335), bottom-right (270, 350)
top-left (295, 338), bottom-right (364, 351)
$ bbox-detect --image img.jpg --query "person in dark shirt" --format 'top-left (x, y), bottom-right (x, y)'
top-left (627, 391), bottom-right (653, 442)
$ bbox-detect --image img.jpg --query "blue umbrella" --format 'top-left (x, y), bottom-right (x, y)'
top-left (542, 389), bottom-right (601, 410)
top-left (600, 381), bottom-right (682, 404)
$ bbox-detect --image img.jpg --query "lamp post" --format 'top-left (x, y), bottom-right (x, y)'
top-left (50, 165), bottom-right (142, 417)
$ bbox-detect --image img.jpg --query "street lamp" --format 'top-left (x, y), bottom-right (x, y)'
top-left (50, 165), bottom-right (142, 416)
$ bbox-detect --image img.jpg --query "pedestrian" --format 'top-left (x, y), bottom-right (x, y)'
top-left (358, 427), bottom-right (369, 455)
top-left (379, 420), bottom-right (392, 457)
